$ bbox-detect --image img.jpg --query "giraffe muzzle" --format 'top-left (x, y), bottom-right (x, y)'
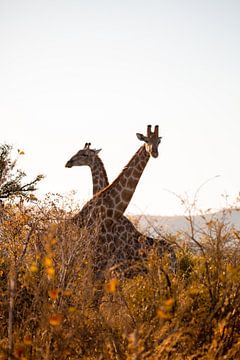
top-left (152, 151), bottom-right (159, 158)
top-left (65, 160), bottom-right (73, 168)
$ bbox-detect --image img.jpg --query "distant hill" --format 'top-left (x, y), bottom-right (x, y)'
top-left (131, 209), bottom-right (240, 236)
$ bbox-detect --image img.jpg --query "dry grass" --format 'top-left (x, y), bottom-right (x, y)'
top-left (0, 195), bottom-right (240, 359)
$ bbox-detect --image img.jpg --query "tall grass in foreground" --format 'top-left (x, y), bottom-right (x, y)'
top-left (0, 195), bottom-right (240, 359)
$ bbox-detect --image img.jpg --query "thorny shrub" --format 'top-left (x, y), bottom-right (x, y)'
top-left (0, 194), bottom-right (240, 359)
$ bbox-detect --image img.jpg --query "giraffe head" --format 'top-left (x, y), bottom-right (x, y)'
top-left (65, 143), bottom-right (102, 168)
top-left (136, 125), bottom-right (162, 158)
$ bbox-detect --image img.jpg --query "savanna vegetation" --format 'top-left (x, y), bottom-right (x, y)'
top-left (0, 145), bottom-right (240, 359)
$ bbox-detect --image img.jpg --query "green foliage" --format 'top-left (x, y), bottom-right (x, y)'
top-left (0, 144), bottom-right (43, 201)
top-left (0, 196), bottom-right (240, 359)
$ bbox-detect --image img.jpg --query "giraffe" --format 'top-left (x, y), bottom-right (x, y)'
top-left (72, 125), bottom-right (161, 225)
top-left (66, 125), bottom-right (176, 277)
top-left (66, 143), bottom-right (176, 272)
top-left (65, 125), bottom-right (175, 278)
top-left (65, 142), bottom-right (108, 195)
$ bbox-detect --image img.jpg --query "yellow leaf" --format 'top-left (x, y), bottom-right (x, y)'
top-left (30, 263), bottom-right (38, 273)
top-left (48, 289), bottom-right (59, 300)
top-left (157, 309), bottom-right (172, 320)
top-left (218, 320), bottom-right (226, 335)
top-left (164, 298), bottom-right (174, 306)
top-left (68, 306), bottom-right (77, 313)
top-left (49, 314), bottom-right (63, 326)
top-left (51, 238), bottom-right (57, 245)
top-left (43, 257), bottom-right (53, 267)
top-left (46, 267), bottom-right (55, 279)
top-left (105, 278), bottom-right (119, 294)
top-left (164, 298), bottom-right (175, 311)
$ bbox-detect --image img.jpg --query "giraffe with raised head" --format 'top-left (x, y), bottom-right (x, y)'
top-left (65, 125), bottom-right (176, 279)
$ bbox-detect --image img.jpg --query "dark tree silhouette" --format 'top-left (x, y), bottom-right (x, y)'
top-left (0, 144), bottom-right (43, 201)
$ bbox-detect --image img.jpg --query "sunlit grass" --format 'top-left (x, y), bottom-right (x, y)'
top-left (0, 195), bottom-right (240, 359)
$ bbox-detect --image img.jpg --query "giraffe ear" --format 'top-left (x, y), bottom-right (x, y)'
top-left (95, 149), bottom-right (102, 154)
top-left (136, 133), bottom-right (146, 142)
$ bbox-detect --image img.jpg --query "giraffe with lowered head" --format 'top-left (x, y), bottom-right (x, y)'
top-left (65, 125), bottom-right (176, 278)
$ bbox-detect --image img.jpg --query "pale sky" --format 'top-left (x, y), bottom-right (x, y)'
top-left (0, 0), bottom-right (240, 215)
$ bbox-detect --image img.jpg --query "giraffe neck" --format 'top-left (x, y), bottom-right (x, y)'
top-left (100, 145), bottom-right (150, 217)
top-left (90, 156), bottom-right (109, 195)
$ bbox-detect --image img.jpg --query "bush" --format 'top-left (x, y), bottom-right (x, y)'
top-left (0, 194), bottom-right (240, 359)
top-left (0, 144), bottom-right (43, 201)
